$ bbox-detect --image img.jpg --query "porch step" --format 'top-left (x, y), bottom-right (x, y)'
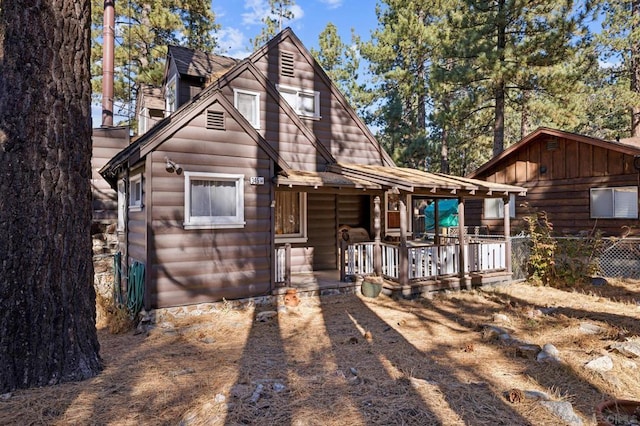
top-left (383, 271), bottom-right (513, 299)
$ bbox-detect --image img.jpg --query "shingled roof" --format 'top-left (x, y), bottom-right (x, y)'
top-left (167, 45), bottom-right (238, 79)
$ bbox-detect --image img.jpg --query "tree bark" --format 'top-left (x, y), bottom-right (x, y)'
top-left (493, 0), bottom-right (507, 156)
top-left (631, 0), bottom-right (640, 137)
top-left (0, 0), bottom-right (103, 392)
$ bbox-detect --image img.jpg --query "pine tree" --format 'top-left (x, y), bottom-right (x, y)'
top-left (445, 0), bottom-right (585, 155)
top-left (311, 24), bottom-right (372, 114)
top-left (90, 0), bottom-right (219, 123)
top-left (361, 0), bottom-right (442, 168)
top-left (251, 0), bottom-right (296, 49)
top-left (1, 0), bottom-right (103, 391)
top-left (594, 0), bottom-right (640, 137)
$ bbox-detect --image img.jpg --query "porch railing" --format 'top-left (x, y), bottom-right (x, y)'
top-left (347, 242), bottom-right (375, 276)
top-left (274, 243), bottom-right (291, 286)
top-left (344, 238), bottom-right (507, 281)
top-left (276, 238), bottom-right (508, 287)
top-left (467, 241), bottom-right (506, 272)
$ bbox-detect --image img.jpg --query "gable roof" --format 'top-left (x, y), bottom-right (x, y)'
top-left (249, 28), bottom-right (395, 167)
top-left (166, 45), bottom-right (238, 80)
top-left (468, 127), bottom-right (640, 179)
top-left (205, 58), bottom-right (338, 165)
top-left (99, 88), bottom-right (292, 186)
top-left (101, 29), bottom-right (527, 198)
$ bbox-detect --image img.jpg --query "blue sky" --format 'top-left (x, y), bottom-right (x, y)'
top-left (212, 0), bottom-right (379, 58)
top-left (96, 1), bottom-right (379, 125)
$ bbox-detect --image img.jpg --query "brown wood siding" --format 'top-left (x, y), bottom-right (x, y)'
top-left (251, 37), bottom-right (388, 166)
top-left (138, 112), bottom-right (274, 308)
top-left (471, 134), bottom-right (640, 236)
top-left (338, 195), bottom-right (369, 228)
top-left (307, 193), bottom-right (337, 270)
top-left (177, 79), bottom-right (194, 108)
top-left (220, 75), bottom-right (323, 171)
top-left (91, 127), bottom-right (128, 224)
top-left (128, 166), bottom-right (147, 264)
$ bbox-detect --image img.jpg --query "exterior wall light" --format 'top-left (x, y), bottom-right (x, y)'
top-left (165, 157), bottom-right (183, 175)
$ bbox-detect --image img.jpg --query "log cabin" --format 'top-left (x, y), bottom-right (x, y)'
top-left (99, 28), bottom-right (526, 309)
top-left (466, 127), bottom-right (640, 237)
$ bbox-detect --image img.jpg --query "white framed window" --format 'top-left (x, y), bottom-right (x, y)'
top-left (233, 89), bottom-right (260, 128)
top-left (590, 186), bottom-right (638, 219)
top-left (165, 76), bottom-right (177, 116)
top-left (184, 172), bottom-right (245, 229)
top-left (129, 174), bottom-right (143, 210)
top-left (275, 192), bottom-right (307, 243)
top-left (484, 194), bottom-right (516, 219)
top-left (117, 179), bottom-right (125, 231)
top-left (385, 192), bottom-right (411, 236)
top-left (276, 84), bottom-right (320, 119)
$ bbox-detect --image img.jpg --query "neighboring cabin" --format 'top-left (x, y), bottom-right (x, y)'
top-left (91, 126), bottom-right (129, 232)
top-left (466, 128), bottom-right (640, 237)
top-left (99, 28), bottom-right (525, 309)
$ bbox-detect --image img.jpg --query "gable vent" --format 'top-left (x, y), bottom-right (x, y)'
top-left (546, 138), bottom-right (559, 151)
top-left (206, 110), bottom-right (225, 130)
top-left (281, 52), bottom-right (295, 77)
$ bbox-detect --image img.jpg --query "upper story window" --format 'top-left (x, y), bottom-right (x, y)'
top-left (277, 84), bottom-right (320, 119)
top-left (483, 195), bottom-right (515, 219)
top-left (590, 186), bottom-right (638, 219)
top-left (129, 174), bottom-right (143, 210)
top-left (234, 89), bottom-right (260, 128)
top-left (165, 76), bottom-right (177, 116)
top-left (184, 171), bottom-right (245, 229)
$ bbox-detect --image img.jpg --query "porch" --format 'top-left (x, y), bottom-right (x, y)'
top-left (274, 232), bottom-right (513, 298)
top-left (272, 163), bottom-right (526, 297)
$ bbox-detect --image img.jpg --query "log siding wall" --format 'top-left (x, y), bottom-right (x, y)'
top-left (91, 127), bottom-right (128, 225)
top-left (467, 135), bottom-right (640, 236)
top-left (138, 108), bottom-right (274, 308)
top-left (251, 37), bottom-right (388, 166)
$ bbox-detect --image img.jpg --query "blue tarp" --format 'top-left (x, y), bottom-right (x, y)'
top-left (424, 199), bottom-right (458, 230)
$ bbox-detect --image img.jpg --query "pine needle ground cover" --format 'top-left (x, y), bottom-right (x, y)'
top-left (1, 280), bottom-right (639, 425)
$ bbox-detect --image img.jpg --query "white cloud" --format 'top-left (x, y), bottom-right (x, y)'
top-left (290, 5), bottom-right (304, 21)
top-left (242, 0), bottom-right (304, 27)
top-left (242, 0), bottom-right (270, 26)
top-left (217, 27), bottom-right (251, 58)
top-left (319, 0), bottom-right (343, 9)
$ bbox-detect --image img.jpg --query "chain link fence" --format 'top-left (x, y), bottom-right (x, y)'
top-left (510, 236), bottom-right (640, 280)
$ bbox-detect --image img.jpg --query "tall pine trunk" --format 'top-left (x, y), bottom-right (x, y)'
top-left (0, 0), bottom-right (103, 391)
top-left (632, 0), bottom-right (640, 137)
top-left (493, 0), bottom-right (507, 156)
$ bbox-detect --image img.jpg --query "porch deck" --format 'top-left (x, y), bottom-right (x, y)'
top-left (273, 268), bottom-right (512, 300)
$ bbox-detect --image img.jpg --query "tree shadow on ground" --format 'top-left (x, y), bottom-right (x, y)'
top-left (0, 326), bottom-right (225, 425)
top-left (318, 295), bottom-right (535, 425)
top-left (432, 288), bottom-right (640, 420)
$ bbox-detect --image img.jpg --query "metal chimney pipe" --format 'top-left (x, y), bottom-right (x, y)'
top-left (101, 0), bottom-right (115, 126)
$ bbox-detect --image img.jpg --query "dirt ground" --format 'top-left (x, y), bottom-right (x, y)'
top-left (1, 279), bottom-right (640, 426)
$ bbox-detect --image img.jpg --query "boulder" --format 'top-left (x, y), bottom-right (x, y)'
top-left (585, 355), bottom-right (614, 372)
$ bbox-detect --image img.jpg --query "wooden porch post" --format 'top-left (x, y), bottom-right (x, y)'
top-left (373, 195), bottom-right (382, 276)
top-left (503, 195), bottom-right (512, 275)
top-left (399, 193), bottom-right (409, 285)
top-left (340, 239), bottom-right (347, 282)
top-left (434, 200), bottom-right (440, 245)
top-left (285, 242), bottom-right (292, 287)
top-left (457, 197), bottom-right (469, 289)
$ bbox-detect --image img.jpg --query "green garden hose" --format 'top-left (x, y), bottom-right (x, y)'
top-left (127, 261), bottom-right (145, 317)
